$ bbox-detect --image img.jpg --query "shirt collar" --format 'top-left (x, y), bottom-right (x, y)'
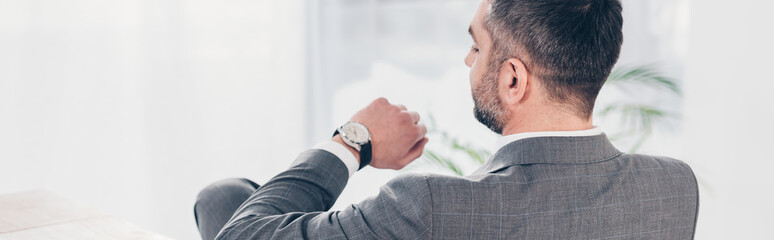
top-left (494, 127), bottom-right (603, 151)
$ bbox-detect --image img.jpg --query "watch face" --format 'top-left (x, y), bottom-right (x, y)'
top-left (341, 122), bottom-right (370, 144)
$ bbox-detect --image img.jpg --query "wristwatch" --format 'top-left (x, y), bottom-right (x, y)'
top-left (333, 121), bottom-right (372, 170)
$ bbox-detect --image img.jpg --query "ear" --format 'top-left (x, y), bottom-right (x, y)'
top-left (498, 58), bottom-right (530, 106)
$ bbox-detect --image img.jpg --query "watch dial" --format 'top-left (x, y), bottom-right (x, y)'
top-left (343, 123), bottom-right (369, 144)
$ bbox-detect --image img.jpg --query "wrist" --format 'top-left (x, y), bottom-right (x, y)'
top-left (333, 135), bottom-right (361, 165)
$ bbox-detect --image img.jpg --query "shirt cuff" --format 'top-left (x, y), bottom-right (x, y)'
top-left (313, 141), bottom-right (359, 177)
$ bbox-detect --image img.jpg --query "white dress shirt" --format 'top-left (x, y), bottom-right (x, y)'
top-left (316, 126), bottom-right (603, 177)
top-left (314, 141), bottom-right (360, 177)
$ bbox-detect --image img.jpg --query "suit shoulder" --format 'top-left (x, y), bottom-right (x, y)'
top-left (378, 173), bottom-right (436, 199)
top-left (388, 173), bottom-right (475, 192)
top-left (384, 173), bottom-right (430, 187)
top-left (620, 153), bottom-right (696, 177)
top-left (624, 153), bottom-right (690, 166)
top-left (387, 173), bottom-right (468, 188)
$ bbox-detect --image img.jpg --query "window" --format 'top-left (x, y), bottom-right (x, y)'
top-left (306, 0), bottom-right (690, 208)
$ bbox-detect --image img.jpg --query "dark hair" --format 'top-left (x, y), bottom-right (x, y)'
top-left (484, 0), bottom-right (623, 119)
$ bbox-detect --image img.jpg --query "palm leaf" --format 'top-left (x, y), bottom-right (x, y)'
top-left (597, 103), bottom-right (674, 152)
top-left (449, 139), bottom-right (490, 164)
top-left (606, 65), bottom-right (680, 95)
top-left (422, 150), bottom-right (465, 176)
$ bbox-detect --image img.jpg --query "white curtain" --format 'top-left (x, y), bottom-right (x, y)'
top-left (0, 1), bottom-right (306, 239)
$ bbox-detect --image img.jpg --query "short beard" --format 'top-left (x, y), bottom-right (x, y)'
top-left (472, 69), bottom-right (509, 135)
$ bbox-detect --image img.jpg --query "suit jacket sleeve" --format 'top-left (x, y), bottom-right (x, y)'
top-left (215, 149), bottom-right (434, 240)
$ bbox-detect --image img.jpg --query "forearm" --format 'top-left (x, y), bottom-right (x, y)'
top-left (215, 98), bottom-right (430, 239)
top-left (216, 149), bottom-right (350, 239)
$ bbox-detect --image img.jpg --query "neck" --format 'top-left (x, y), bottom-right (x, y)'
top-left (500, 111), bottom-right (593, 136)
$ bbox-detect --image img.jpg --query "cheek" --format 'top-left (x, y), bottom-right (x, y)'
top-left (469, 56), bottom-right (486, 86)
top-left (469, 64), bottom-right (479, 88)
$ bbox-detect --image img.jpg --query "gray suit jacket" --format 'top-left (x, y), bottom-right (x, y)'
top-left (216, 134), bottom-right (699, 239)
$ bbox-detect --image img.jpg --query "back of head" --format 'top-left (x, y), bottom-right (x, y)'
top-left (485, 0), bottom-right (623, 119)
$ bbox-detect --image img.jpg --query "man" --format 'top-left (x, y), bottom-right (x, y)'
top-left (194, 0), bottom-right (699, 239)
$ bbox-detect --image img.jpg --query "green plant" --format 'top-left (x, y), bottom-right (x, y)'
top-left (599, 65), bottom-right (681, 152)
top-left (408, 65), bottom-right (681, 176)
top-left (404, 114), bottom-right (492, 176)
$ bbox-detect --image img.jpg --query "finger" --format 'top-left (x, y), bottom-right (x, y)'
top-left (416, 123), bottom-right (428, 140)
top-left (373, 97), bottom-right (389, 106)
top-left (407, 111), bottom-right (420, 124)
top-left (399, 137), bottom-right (429, 168)
top-left (395, 104), bottom-right (407, 111)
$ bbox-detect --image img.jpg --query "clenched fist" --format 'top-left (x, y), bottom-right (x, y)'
top-left (335, 98), bottom-right (429, 170)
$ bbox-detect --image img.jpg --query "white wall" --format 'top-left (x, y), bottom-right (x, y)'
top-left (683, 0), bottom-right (774, 239)
top-left (0, 1), bottom-right (307, 239)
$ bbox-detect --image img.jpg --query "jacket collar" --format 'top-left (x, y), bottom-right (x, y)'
top-left (473, 134), bottom-right (622, 174)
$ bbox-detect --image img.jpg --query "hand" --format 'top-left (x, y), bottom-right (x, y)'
top-left (346, 98), bottom-right (429, 170)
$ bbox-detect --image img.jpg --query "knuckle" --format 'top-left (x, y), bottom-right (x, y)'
top-left (413, 131), bottom-right (422, 139)
top-left (418, 124), bottom-right (428, 134)
top-left (400, 112), bottom-right (413, 122)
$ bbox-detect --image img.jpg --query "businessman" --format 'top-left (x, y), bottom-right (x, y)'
top-left (194, 0), bottom-right (699, 239)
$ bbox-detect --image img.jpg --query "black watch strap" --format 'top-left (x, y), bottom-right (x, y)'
top-left (332, 130), bottom-right (372, 170)
top-left (358, 142), bottom-right (372, 170)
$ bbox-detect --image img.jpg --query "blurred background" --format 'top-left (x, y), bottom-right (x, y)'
top-left (0, 0), bottom-right (772, 239)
